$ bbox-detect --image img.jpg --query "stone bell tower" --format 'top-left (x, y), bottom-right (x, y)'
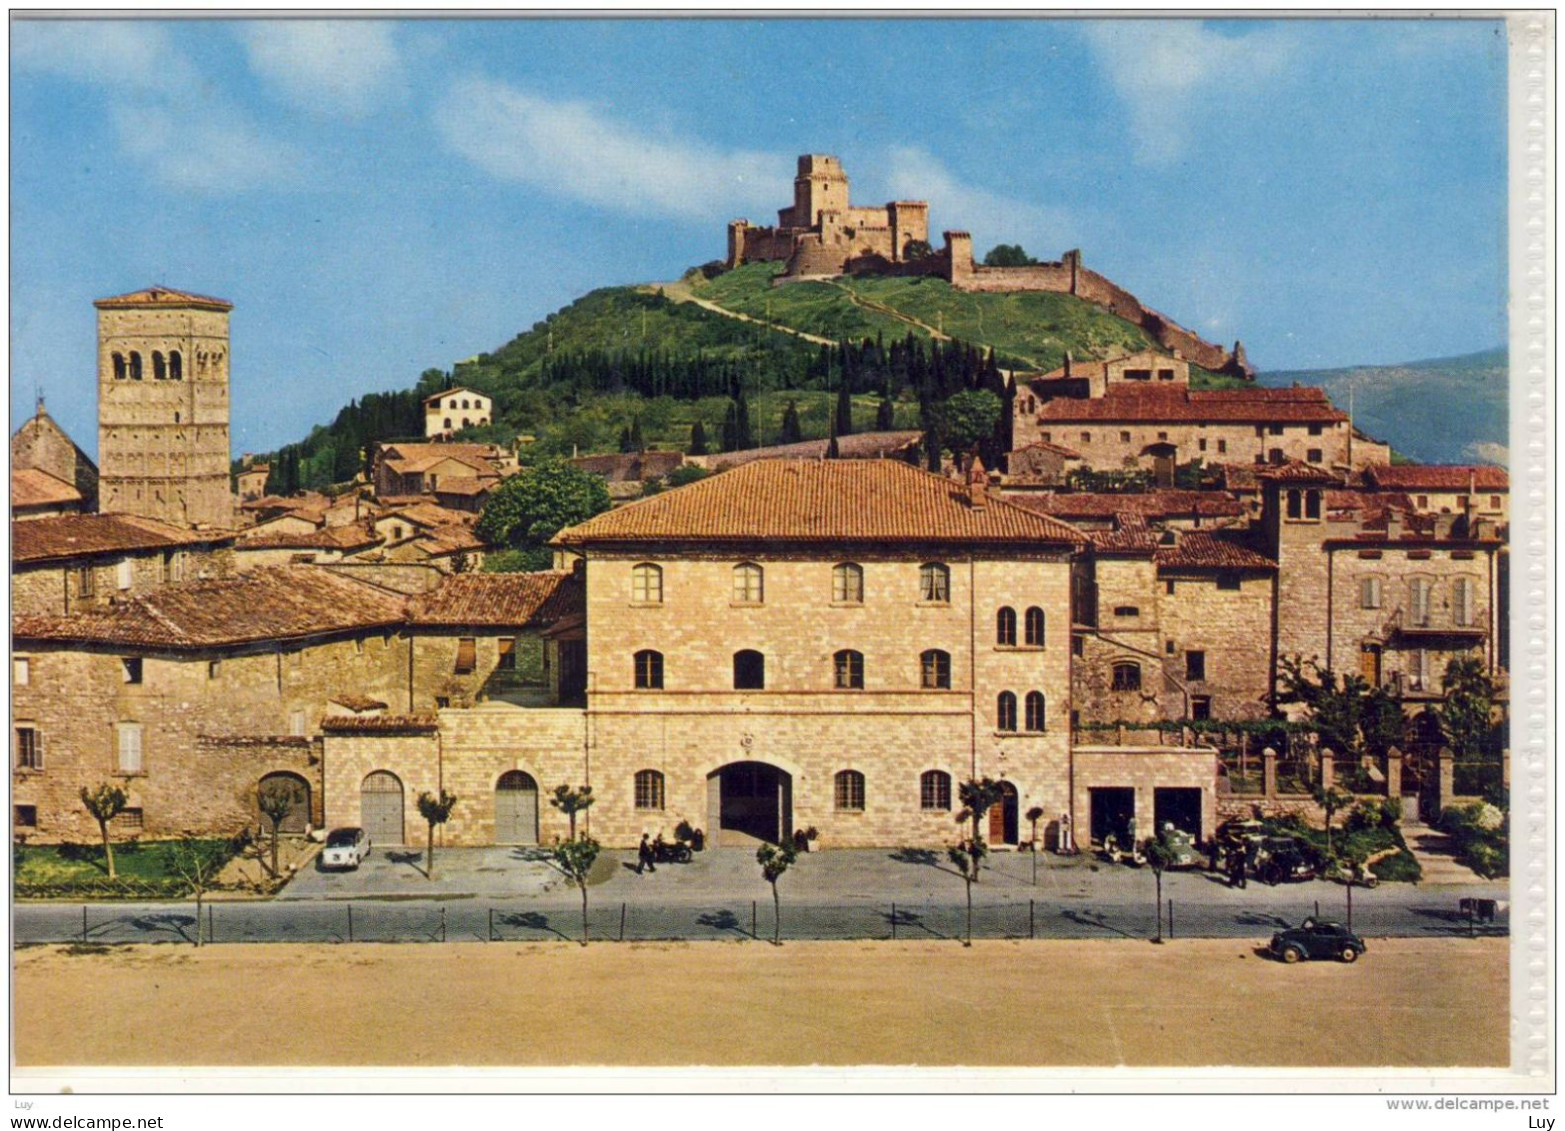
top-left (95, 286), bottom-right (235, 529)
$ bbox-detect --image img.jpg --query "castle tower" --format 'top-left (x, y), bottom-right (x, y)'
top-left (95, 286), bottom-right (235, 529)
top-left (784, 154), bottom-right (850, 228)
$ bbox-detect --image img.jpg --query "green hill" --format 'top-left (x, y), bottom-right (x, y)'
top-left (1260, 348), bottom-right (1507, 467)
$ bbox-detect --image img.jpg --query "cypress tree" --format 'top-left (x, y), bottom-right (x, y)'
top-left (618, 426), bottom-right (634, 453)
top-left (835, 374), bottom-right (854, 438)
top-left (779, 400), bottom-right (803, 445)
top-left (629, 416), bottom-right (646, 453)
top-left (734, 391), bottom-right (755, 450)
top-left (689, 420), bottom-right (709, 456)
top-left (721, 401), bottom-right (739, 452)
top-left (876, 397), bottom-right (895, 431)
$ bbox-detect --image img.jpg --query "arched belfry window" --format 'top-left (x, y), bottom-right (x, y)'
top-left (153, 352), bottom-right (167, 380)
top-left (168, 351), bottom-right (182, 380)
top-left (128, 352), bottom-right (143, 381)
top-left (112, 353), bottom-right (127, 381)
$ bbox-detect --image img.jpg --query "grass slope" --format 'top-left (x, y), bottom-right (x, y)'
top-left (1260, 348), bottom-right (1507, 467)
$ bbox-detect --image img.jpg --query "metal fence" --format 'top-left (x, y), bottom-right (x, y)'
top-left (15, 895), bottom-right (1509, 948)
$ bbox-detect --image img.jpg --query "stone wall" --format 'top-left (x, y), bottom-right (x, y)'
top-left (1158, 570), bottom-right (1275, 720)
top-left (1021, 418), bottom-right (1351, 473)
top-left (13, 542), bottom-right (236, 616)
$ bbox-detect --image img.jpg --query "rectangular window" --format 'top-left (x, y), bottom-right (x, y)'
top-left (1360, 577), bottom-right (1382, 609)
top-left (13, 805), bottom-right (37, 828)
top-left (1417, 496), bottom-right (1429, 508)
top-left (1451, 550), bottom-right (1475, 561)
top-left (13, 657), bottom-right (29, 686)
top-left (1453, 578), bottom-right (1474, 626)
top-left (1217, 439), bottom-right (1227, 454)
top-left (435, 697), bottom-right (451, 709)
top-left (1113, 605), bottom-right (1139, 618)
top-left (75, 565), bottom-right (95, 598)
top-left (1157, 369), bottom-right (1176, 381)
top-left (920, 773), bottom-right (950, 812)
top-left (1286, 490), bottom-right (1302, 519)
top-left (1157, 431), bottom-right (1169, 442)
top-left (1308, 424), bottom-right (1323, 436)
top-left (208, 660), bottom-right (221, 680)
top-left (116, 559), bottom-right (133, 591)
top-left (1198, 439), bottom-right (1208, 452)
top-left (1216, 572), bottom-right (1241, 591)
top-left (1269, 448), bottom-right (1285, 465)
top-left (1164, 579), bottom-right (1175, 595)
top-left (160, 550), bottom-right (176, 584)
top-left (1124, 368), bottom-right (1152, 381)
top-left (497, 638), bottom-right (517, 671)
top-left (1489, 495), bottom-right (1501, 509)
top-left (1191, 696), bottom-right (1212, 721)
top-left (289, 711), bottom-right (306, 737)
top-left (1305, 491), bottom-right (1321, 519)
top-left (1407, 550), bottom-right (1432, 561)
top-left (122, 657), bottom-right (143, 685)
top-left (1080, 432), bottom-right (1091, 444)
top-left (117, 723), bottom-right (143, 774)
top-left (1307, 449), bottom-right (1323, 464)
top-left (834, 773), bottom-right (865, 812)
top-left (1410, 578), bottom-right (1432, 626)
top-left (15, 727), bottom-right (41, 770)
top-left (114, 808), bottom-right (144, 830)
top-left (1185, 650), bottom-right (1206, 682)
top-left (1120, 430), bottom-right (1131, 443)
top-left (1268, 424), bottom-right (1284, 436)
top-left (455, 637), bottom-right (477, 674)
top-left (1358, 550), bottom-right (1383, 560)
top-left (1071, 635), bottom-right (1084, 656)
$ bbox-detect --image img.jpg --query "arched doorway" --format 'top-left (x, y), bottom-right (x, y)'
top-left (1143, 442), bottom-right (1178, 488)
top-left (988, 781), bottom-right (1020, 845)
top-left (360, 770), bottom-right (404, 845)
top-left (705, 761), bottom-right (792, 847)
top-left (495, 770), bottom-right (539, 845)
top-left (257, 771), bottom-right (311, 834)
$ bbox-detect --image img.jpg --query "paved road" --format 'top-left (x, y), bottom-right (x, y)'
top-left (15, 847), bottom-right (1508, 946)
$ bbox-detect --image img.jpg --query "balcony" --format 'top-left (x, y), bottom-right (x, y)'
top-left (1382, 605), bottom-right (1489, 640)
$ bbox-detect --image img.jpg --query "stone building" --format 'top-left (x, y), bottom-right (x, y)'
top-left (12, 400), bottom-right (98, 511)
top-left (12, 469), bottom-right (86, 521)
top-left (1359, 463), bottom-right (1509, 523)
top-left (423, 387), bottom-right (493, 439)
top-left (371, 442), bottom-right (507, 499)
top-left (12, 514), bottom-right (236, 616)
top-left (95, 287), bottom-right (236, 529)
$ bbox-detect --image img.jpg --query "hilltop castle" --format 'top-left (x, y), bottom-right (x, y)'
top-left (727, 154), bottom-right (1253, 379)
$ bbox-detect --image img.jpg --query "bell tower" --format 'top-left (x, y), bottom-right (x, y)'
top-left (95, 286), bottom-right (235, 529)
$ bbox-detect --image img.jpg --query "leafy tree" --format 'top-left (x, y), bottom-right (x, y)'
top-left (946, 834), bottom-right (987, 947)
top-left (79, 784), bottom-right (128, 880)
top-left (169, 836), bottom-right (226, 947)
top-left (1276, 656), bottom-right (1370, 759)
top-left (756, 839), bottom-right (798, 945)
top-left (416, 789), bottom-right (458, 879)
top-left (688, 420), bottom-right (709, 456)
top-left (983, 244), bottom-right (1041, 267)
top-left (779, 400), bottom-right (803, 445)
top-left (665, 465), bottom-right (711, 489)
top-left (1142, 835), bottom-right (1177, 943)
top-left (940, 389), bottom-right (1002, 455)
top-left (553, 835), bottom-right (601, 945)
top-left (1439, 657), bottom-right (1497, 758)
top-left (902, 239), bottom-right (934, 261)
top-left (550, 783), bottom-right (595, 840)
top-left (956, 778), bottom-right (1006, 881)
top-left (256, 780), bottom-right (298, 879)
top-left (475, 461), bottom-right (611, 570)
top-left (1361, 684), bottom-right (1407, 760)
top-left (1312, 784), bottom-right (1354, 859)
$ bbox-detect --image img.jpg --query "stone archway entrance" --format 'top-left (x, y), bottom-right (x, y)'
top-left (494, 770), bottom-right (539, 846)
top-left (988, 781), bottom-right (1020, 845)
top-left (1143, 442), bottom-right (1178, 488)
top-left (360, 770), bottom-right (405, 845)
top-left (706, 761), bottom-right (792, 847)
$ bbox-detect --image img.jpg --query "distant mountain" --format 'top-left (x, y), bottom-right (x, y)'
top-left (1259, 348), bottom-right (1508, 467)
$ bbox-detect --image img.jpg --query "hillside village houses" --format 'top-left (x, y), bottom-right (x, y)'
top-left (9, 276), bottom-right (1510, 852)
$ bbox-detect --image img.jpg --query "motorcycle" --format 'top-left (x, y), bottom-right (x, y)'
top-left (652, 836), bottom-right (693, 864)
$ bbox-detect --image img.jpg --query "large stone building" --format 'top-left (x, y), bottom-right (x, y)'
top-left (95, 287), bottom-right (236, 530)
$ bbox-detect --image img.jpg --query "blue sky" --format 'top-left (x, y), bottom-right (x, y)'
top-left (11, 17), bottom-right (1509, 458)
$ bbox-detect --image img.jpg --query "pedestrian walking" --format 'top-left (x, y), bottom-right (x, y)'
top-left (1228, 851), bottom-right (1247, 890)
top-left (637, 833), bottom-right (656, 874)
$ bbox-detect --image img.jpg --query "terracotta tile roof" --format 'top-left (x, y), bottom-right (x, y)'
top-left (1010, 439), bottom-right (1083, 459)
top-left (702, 431), bottom-right (924, 471)
top-left (409, 571), bottom-right (583, 627)
top-left (1035, 385), bottom-right (1346, 424)
top-left (380, 443), bottom-right (504, 475)
top-left (239, 492), bottom-right (331, 514)
top-left (1087, 515), bottom-right (1160, 554)
top-left (1254, 460), bottom-right (1340, 485)
top-left (1362, 464), bottom-right (1509, 492)
top-left (235, 525), bottom-right (382, 552)
top-left (1210, 463), bottom-right (1262, 491)
top-left (422, 386), bottom-right (490, 407)
top-left (1008, 489), bottom-right (1244, 520)
top-left (13, 566), bottom-right (407, 649)
top-left (13, 514), bottom-right (234, 565)
top-left (410, 525), bottom-right (486, 556)
top-left (12, 468), bottom-right (83, 509)
top-left (1155, 530), bottom-right (1276, 571)
top-left (553, 459), bottom-right (1087, 548)
top-left (567, 451), bottom-right (687, 482)
top-left (383, 502), bottom-right (475, 530)
top-left (320, 714), bottom-right (439, 735)
top-left (432, 477), bottom-right (493, 497)
top-left (328, 695), bottom-right (388, 712)
top-left (93, 286), bottom-right (232, 311)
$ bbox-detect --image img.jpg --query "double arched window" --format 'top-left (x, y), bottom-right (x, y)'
top-left (733, 649), bottom-right (765, 690)
top-left (834, 770), bottom-right (865, 812)
top-left (1025, 691), bottom-right (1046, 732)
top-left (920, 770), bottom-right (952, 811)
top-left (919, 562), bottom-right (950, 603)
top-left (832, 562), bottom-right (863, 604)
top-left (920, 649), bottom-right (951, 689)
top-left (833, 649), bottom-right (864, 690)
top-left (632, 562), bottom-right (663, 604)
top-left (996, 606), bottom-right (1017, 646)
top-left (634, 769), bottom-right (665, 810)
top-left (733, 562), bottom-right (763, 604)
top-left (633, 650), bottom-right (664, 690)
top-left (997, 691), bottom-right (1018, 732)
top-left (1024, 607), bottom-right (1045, 647)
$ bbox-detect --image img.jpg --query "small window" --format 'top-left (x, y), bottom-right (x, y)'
top-left (1286, 490), bottom-right (1302, 519)
top-left (834, 770), bottom-right (865, 812)
top-left (455, 637), bottom-right (477, 674)
top-left (13, 805), bottom-right (37, 828)
top-left (1157, 368), bottom-right (1176, 381)
top-left (1166, 639), bottom-right (1176, 654)
top-left (1024, 607), bottom-right (1045, 647)
top-left (161, 550), bottom-right (177, 584)
top-left (1120, 430), bottom-right (1131, 443)
top-left (1080, 431), bottom-right (1091, 444)
top-left (1165, 579), bottom-right (1177, 595)
top-left (117, 723), bottom-right (143, 773)
top-left (1198, 439), bottom-right (1208, 452)
top-left (733, 562), bottom-right (764, 604)
top-left (169, 351), bottom-right (182, 380)
top-left (1360, 577), bottom-right (1382, 609)
top-left (114, 808), bottom-right (144, 830)
top-left (997, 691), bottom-right (1018, 732)
top-left (117, 559), bottom-right (133, 590)
top-left (1417, 495), bottom-right (1429, 508)
top-left (435, 697), bottom-right (451, 709)
top-left (208, 660), bottom-right (221, 680)
top-left (153, 351), bottom-right (167, 380)
top-left (1124, 368), bottom-right (1152, 381)
top-left (1217, 572), bottom-right (1241, 591)
top-left (996, 606), bottom-right (1017, 646)
top-left (1305, 490), bottom-right (1321, 519)
top-left (1307, 449), bottom-right (1323, 464)
top-left (75, 566), bottom-right (95, 598)
top-left (920, 649), bottom-right (951, 689)
top-left (832, 562), bottom-right (863, 604)
top-left (733, 649), bottom-right (765, 690)
top-left (15, 727), bottom-right (41, 770)
top-left (1217, 440), bottom-right (1227, 454)
top-left (1157, 431), bottom-right (1169, 442)
top-left (1111, 662), bottom-right (1142, 692)
top-left (634, 649), bottom-right (664, 690)
top-left (919, 562), bottom-right (950, 603)
top-left (632, 563), bottom-right (663, 603)
top-left (1268, 424), bottom-right (1284, 436)
top-left (1185, 650), bottom-right (1206, 681)
top-left (1071, 635), bottom-right (1084, 656)
top-left (634, 769), bottom-right (665, 811)
top-left (1269, 449), bottom-right (1285, 465)
top-left (13, 657), bottom-right (29, 686)
top-left (1308, 424), bottom-right (1323, 436)
top-left (1024, 691), bottom-right (1046, 732)
top-left (129, 352), bottom-right (143, 381)
top-left (833, 649), bottom-right (864, 690)
top-left (920, 770), bottom-right (951, 811)
top-left (1113, 605), bottom-right (1139, 618)
top-left (122, 658), bottom-right (143, 685)
top-left (1489, 495), bottom-right (1501, 509)
top-left (112, 352), bottom-right (126, 380)
top-left (1191, 696), bottom-right (1212, 721)
top-left (497, 637), bottom-right (517, 671)
top-left (1451, 550), bottom-right (1475, 561)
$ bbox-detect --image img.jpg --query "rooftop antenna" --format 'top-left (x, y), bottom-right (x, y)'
top-left (34, 383), bottom-right (45, 416)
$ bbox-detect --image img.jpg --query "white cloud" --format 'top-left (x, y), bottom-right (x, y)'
top-left (238, 21), bottom-right (401, 118)
top-left (1080, 22), bottom-right (1293, 165)
top-left (110, 103), bottom-right (303, 192)
top-left (1463, 440), bottom-right (1509, 466)
top-left (434, 77), bottom-right (784, 220)
top-left (12, 20), bottom-right (196, 91)
top-left (881, 146), bottom-right (1079, 254)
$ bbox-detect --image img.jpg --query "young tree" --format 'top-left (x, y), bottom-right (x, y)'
top-left (756, 840), bottom-right (798, 945)
top-left (553, 835), bottom-right (601, 945)
top-left (1142, 835), bottom-right (1178, 944)
top-left (947, 834), bottom-right (987, 947)
top-left (168, 836), bottom-right (225, 947)
top-left (416, 789), bottom-right (459, 880)
top-left (779, 400), bottom-right (803, 445)
top-left (956, 778), bottom-right (1006, 881)
top-left (256, 780), bottom-right (297, 879)
top-left (1312, 783), bottom-right (1354, 859)
top-left (475, 461), bottom-right (612, 570)
top-left (1026, 805), bottom-right (1046, 885)
top-left (550, 783), bottom-right (595, 840)
top-left (666, 465), bottom-right (711, 489)
top-left (79, 784), bottom-right (128, 880)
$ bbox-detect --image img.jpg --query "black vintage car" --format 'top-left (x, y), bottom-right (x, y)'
top-left (1269, 919), bottom-right (1367, 964)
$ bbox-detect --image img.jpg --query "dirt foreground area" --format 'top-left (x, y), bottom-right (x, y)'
top-left (14, 937), bottom-right (1507, 1069)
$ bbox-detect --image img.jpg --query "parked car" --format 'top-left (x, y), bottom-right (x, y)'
top-left (1269, 918), bottom-right (1367, 964)
top-left (1256, 837), bottom-right (1318, 885)
top-left (1158, 823), bottom-right (1203, 869)
top-left (320, 827), bottom-right (371, 871)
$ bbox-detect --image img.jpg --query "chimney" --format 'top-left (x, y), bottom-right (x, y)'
top-left (967, 454), bottom-right (988, 509)
top-left (1063, 352), bottom-right (1073, 379)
